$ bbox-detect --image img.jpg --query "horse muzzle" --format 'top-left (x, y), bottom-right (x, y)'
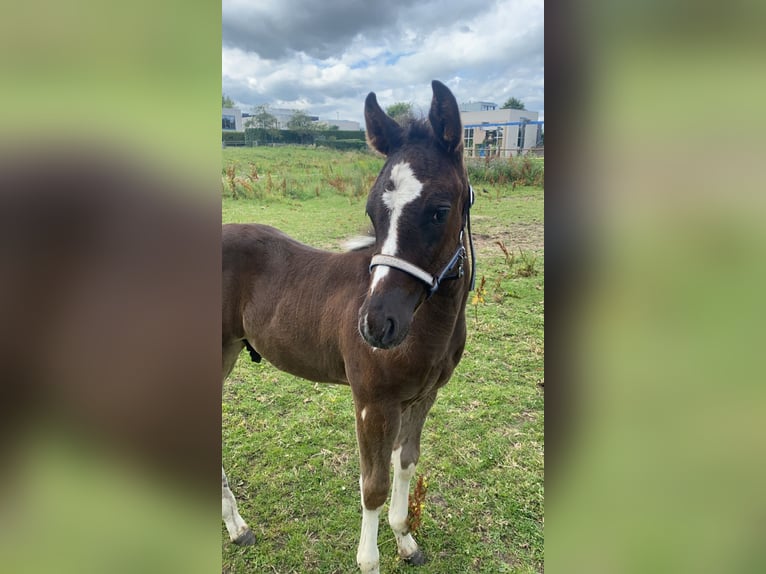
top-left (357, 288), bottom-right (420, 350)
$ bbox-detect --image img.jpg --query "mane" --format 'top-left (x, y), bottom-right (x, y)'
top-left (342, 234), bottom-right (375, 252)
top-left (399, 117), bottom-right (465, 158)
top-left (400, 118), bottom-right (435, 145)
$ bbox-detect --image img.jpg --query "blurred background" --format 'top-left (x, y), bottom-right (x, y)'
top-left (547, 0), bottom-right (766, 572)
top-left (0, 2), bottom-right (221, 573)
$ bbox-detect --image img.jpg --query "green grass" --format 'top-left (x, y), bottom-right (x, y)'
top-left (222, 146), bottom-right (384, 202)
top-left (222, 147), bottom-right (543, 573)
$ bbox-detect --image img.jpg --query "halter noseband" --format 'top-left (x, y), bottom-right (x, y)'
top-left (369, 185), bottom-right (476, 299)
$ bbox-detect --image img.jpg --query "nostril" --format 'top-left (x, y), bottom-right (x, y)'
top-left (359, 307), bottom-right (404, 349)
top-left (383, 318), bottom-right (397, 343)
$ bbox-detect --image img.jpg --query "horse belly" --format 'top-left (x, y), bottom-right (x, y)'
top-left (246, 331), bottom-right (348, 385)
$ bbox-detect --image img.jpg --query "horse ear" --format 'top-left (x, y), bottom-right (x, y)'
top-left (429, 80), bottom-right (463, 156)
top-left (365, 92), bottom-right (403, 156)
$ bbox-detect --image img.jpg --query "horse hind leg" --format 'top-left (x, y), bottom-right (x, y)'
top-left (223, 340), bottom-right (245, 380)
top-left (222, 467), bottom-right (255, 545)
top-left (388, 393), bottom-right (437, 566)
top-left (221, 341), bottom-right (254, 545)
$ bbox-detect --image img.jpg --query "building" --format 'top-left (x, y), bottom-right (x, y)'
top-left (225, 104), bottom-right (360, 132)
top-left (459, 101), bottom-right (543, 158)
top-left (460, 101), bottom-right (499, 112)
top-left (222, 107), bottom-right (243, 131)
top-left (319, 119), bottom-right (361, 131)
top-left (259, 108), bottom-right (319, 130)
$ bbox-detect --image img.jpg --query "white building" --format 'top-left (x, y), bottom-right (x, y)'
top-left (319, 119), bottom-right (361, 131)
top-left (263, 108), bottom-right (319, 129)
top-left (460, 101), bottom-right (499, 112)
top-left (459, 102), bottom-right (543, 157)
top-left (222, 107), bottom-right (243, 131)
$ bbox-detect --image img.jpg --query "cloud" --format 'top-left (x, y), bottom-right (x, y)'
top-left (222, 0), bottom-right (405, 60)
top-left (222, 0), bottom-right (543, 125)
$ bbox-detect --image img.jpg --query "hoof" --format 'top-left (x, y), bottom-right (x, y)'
top-left (233, 529), bottom-right (255, 546)
top-left (403, 549), bottom-right (427, 566)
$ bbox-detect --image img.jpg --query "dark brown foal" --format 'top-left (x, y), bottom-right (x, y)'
top-left (222, 80), bottom-right (473, 574)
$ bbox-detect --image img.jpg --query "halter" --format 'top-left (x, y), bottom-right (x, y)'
top-left (369, 185), bottom-right (476, 299)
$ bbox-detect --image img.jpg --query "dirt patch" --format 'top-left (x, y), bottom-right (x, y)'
top-left (471, 221), bottom-right (543, 255)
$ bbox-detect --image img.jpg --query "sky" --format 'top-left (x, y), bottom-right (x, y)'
top-left (222, 0), bottom-right (543, 127)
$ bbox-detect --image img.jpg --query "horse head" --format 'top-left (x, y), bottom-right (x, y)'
top-left (358, 80), bottom-right (472, 350)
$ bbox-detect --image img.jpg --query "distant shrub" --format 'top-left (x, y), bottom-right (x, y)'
top-left (466, 155), bottom-right (544, 188)
top-left (318, 139), bottom-right (368, 151)
top-left (238, 128), bottom-right (366, 147)
top-left (222, 131), bottom-right (246, 145)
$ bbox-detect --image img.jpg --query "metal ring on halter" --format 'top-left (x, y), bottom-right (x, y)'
top-left (369, 242), bottom-right (466, 299)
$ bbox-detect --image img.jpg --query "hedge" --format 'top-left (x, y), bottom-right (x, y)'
top-left (222, 131), bottom-right (246, 144)
top-left (317, 139), bottom-right (368, 151)
top-left (222, 128), bottom-right (367, 146)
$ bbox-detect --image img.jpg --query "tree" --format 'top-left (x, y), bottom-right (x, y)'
top-left (245, 104), bottom-right (280, 143)
top-left (222, 94), bottom-right (235, 108)
top-left (501, 97), bottom-right (525, 110)
top-left (247, 104), bottom-right (278, 130)
top-left (385, 102), bottom-right (415, 126)
top-left (287, 110), bottom-right (317, 144)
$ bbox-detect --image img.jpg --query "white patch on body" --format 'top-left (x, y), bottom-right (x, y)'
top-left (361, 407), bottom-right (367, 421)
top-left (369, 162), bottom-right (423, 294)
top-left (388, 446), bottom-right (420, 558)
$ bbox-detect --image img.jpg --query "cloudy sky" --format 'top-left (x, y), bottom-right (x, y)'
top-left (222, 0), bottom-right (543, 127)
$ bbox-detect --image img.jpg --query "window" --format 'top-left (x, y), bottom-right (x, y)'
top-left (222, 115), bottom-right (236, 130)
top-left (517, 120), bottom-right (527, 150)
top-left (463, 128), bottom-right (474, 153)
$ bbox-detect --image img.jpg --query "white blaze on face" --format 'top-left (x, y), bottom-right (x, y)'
top-left (370, 161), bottom-right (423, 293)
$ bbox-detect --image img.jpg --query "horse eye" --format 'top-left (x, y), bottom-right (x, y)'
top-left (432, 207), bottom-right (450, 224)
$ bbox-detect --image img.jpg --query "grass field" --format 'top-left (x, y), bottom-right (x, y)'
top-left (221, 147), bottom-right (544, 573)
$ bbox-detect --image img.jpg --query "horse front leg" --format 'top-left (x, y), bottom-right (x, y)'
top-left (388, 392), bottom-right (436, 565)
top-left (354, 401), bottom-right (401, 574)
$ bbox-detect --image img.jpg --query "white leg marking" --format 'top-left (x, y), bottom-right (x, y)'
top-left (357, 506), bottom-right (382, 574)
top-left (357, 476), bottom-right (382, 574)
top-left (222, 467), bottom-right (251, 541)
top-left (389, 447), bottom-right (420, 558)
top-left (370, 162), bottom-right (423, 294)
top-left (361, 407), bottom-right (367, 421)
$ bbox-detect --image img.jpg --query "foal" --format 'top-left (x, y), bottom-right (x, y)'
top-left (222, 80), bottom-right (474, 573)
